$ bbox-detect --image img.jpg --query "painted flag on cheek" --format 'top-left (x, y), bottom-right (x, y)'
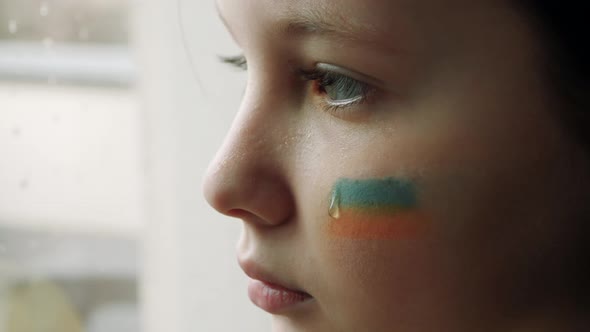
top-left (327, 178), bottom-right (429, 239)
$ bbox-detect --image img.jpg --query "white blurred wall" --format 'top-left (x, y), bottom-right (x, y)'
top-left (134, 0), bottom-right (270, 331)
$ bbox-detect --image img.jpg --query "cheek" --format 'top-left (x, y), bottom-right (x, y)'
top-left (318, 235), bottom-right (454, 330)
top-left (312, 178), bottom-right (444, 325)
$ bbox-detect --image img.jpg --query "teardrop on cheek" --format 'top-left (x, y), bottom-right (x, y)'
top-left (329, 188), bottom-right (341, 219)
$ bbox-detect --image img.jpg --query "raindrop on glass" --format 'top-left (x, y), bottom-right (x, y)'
top-left (8, 20), bottom-right (18, 34)
top-left (40, 1), bottom-right (50, 17)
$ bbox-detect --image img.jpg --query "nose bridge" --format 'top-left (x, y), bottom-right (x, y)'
top-left (203, 80), bottom-right (296, 225)
top-left (220, 85), bottom-right (283, 168)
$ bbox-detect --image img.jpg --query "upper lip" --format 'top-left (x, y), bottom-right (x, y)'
top-left (238, 257), bottom-right (311, 295)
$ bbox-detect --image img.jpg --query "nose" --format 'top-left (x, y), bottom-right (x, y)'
top-left (203, 92), bottom-right (296, 226)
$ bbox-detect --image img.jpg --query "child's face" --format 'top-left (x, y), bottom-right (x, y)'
top-left (204, 0), bottom-right (589, 330)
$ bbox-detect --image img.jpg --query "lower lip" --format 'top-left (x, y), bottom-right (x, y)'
top-left (248, 279), bottom-right (312, 314)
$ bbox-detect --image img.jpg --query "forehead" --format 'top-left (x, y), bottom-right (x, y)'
top-left (216, 0), bottom-right (421, 50)
top-left (214, 0), bottom-right (501, 54)
top-left (217, 0), bottom-right (402, 20)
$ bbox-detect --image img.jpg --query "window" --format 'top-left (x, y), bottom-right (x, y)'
top-left (0, 1), bottom-right (140, 331)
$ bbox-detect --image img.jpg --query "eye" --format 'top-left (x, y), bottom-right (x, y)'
top-left (301, 70), bottom-right (368, 105)
top-left (220, 55), bottom-right (377, 116)
top-left (219, 54), bottom-right (247, 71)
top-left (300, 64), bottom-right (375, 113)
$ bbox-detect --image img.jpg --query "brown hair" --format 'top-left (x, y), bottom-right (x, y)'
top-left (519, 1), bottom-right (589, 145)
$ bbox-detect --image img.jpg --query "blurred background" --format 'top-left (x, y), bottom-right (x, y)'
top-left (0, 0), bottom-right (268, 331)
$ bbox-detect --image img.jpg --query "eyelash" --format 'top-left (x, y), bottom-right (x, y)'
top-left (219, 54), bottom-right (375, 116)
top-left (219, 54), bottom-right (248, 70)
top-left (298, 68), bottom-right (373, 113)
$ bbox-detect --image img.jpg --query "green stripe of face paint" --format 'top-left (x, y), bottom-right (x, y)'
top-left (333, 177), bottom-right (417, 209)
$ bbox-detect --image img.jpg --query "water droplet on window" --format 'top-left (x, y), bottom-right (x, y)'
top-left (40, 2), bottom-right (50, 17)
top-left (8, 20), bottom-right (18, 34)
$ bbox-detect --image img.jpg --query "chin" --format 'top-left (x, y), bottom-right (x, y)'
top-left (271, 310), bottom-right (334, 332)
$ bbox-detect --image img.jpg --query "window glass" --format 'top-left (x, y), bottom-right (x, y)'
top-left (0, 1), bottom-right (140, 331)
top-left (0, 0), bottom-right (129, 44)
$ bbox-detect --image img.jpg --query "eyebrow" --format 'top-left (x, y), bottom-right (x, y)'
top-left (216, 4), bottom-right (401, 54)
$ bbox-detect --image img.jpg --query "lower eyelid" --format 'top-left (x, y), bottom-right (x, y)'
top-left (319, 98), bottom-right (372, 121)
top-left (326, 95), bottom-right (365, 106)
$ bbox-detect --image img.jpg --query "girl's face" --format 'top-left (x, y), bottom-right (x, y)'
top-left (204, 0), bottom-right (589, 331)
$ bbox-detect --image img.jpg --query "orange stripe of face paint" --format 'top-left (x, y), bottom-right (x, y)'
top-left (327, 209), bottom-right (429, 240)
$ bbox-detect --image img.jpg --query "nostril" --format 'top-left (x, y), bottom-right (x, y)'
top-left (226, 209), bottom-right (278, 227)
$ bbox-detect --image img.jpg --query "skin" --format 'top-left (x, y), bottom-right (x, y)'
top-left (203, 0), bottom-right (590, 331)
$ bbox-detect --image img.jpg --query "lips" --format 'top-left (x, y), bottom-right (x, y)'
top-left (239, 259), bottom-right (313, 314)
top-left (248, 279), bottom-right (312, 313)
